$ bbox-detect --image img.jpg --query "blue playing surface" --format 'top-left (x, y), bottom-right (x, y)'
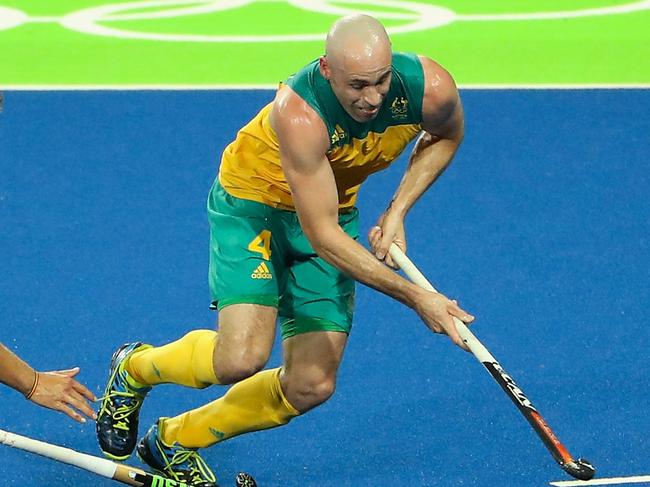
top-left (1, 89), bottom-right (649, 486)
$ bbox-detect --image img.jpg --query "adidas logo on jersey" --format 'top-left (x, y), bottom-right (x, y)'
top-left (251, 262), bottom-right (272, 279)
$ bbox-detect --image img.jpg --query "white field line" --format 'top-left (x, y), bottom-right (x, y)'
top-left (0, 84), bottom-right (649, 91)
top-left (459, 0), bottom-right (650, 21)
top-left (550, 474), bottom-right (650, 486)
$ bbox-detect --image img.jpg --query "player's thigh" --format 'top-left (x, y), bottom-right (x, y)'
top-left (215, 303), bottom-right (277, 380)
top-left (207, 182), bottom-right (284, 380)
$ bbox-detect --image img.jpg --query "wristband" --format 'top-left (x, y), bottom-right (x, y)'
top-left (25, 371), bottom-right (40, 400)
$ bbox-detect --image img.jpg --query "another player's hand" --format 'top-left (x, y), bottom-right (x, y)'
top-left (29, 368), bottom-right (97, 423)
top-left (413, 290), bottom-right (475, 351)
top-left (368, 210), bottom-right (406, 268)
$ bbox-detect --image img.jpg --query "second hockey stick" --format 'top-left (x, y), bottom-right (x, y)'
top-left (389, 244), bottom-right (595, 481)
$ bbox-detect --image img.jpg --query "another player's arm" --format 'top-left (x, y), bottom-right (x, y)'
top-left (0, 343), bottom-right (38, 396)
top-left (370, 56), bottom-right (464, 263)
top-left (0, 342), bottom-right (96, 422)
top-left (270, 88), bottom-right (472, 348)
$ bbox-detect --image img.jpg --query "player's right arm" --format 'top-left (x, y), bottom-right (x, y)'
top-left (270, 88), bottom-right (473, 349)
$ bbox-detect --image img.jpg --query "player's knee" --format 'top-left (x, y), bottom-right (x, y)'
top-left (309, 378), bottom-right (336, 406)
top-left (286, 376), bottom-right (336, 411)
top-left (214, 351), bottom-right (268, 384)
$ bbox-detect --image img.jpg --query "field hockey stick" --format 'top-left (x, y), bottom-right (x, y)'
top-left (0, 428), bottom-right (258, 487)
top-left (0, 428), bottom-right (187, 486)
top-left (388, 243), bottom-right (596, 481)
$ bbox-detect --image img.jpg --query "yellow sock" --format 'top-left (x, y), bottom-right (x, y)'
top-left (161, 368), bottom-right (299, 448)
top-left (126, 330), bottom-right (219, 388)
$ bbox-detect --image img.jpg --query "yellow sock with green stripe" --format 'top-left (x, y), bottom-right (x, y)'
top-left (125, 330), bottom-right (219, 388)
top-left (160, 367), bottom-right (299, 448)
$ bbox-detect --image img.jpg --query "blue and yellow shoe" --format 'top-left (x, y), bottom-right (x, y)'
top-left (96, 342), bottom-right (152, 460)
top-left (136, 419), bottom-right (218, 487)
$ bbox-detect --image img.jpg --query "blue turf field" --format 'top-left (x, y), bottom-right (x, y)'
top-left (1, 89), bottom-right (649, 486)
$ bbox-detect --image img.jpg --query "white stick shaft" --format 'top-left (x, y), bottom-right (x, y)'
top-left (0, 428), bottom-right (117, 479)
top-left (389, 244), bottom-right (494, 363)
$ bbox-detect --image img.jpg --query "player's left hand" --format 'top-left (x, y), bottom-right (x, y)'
top-left (368, 210), bottom-right (406, 268)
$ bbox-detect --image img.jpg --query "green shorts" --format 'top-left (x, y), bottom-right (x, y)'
top-left (207, 181), bottom-right (358, 340)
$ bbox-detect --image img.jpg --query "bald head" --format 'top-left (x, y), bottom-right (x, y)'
top-left (320, 15), bottom-right (393, 122)
top-left (325, 15), bottom-right (391, 69)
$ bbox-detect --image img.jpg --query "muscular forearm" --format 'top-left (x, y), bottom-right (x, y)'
top-left (389, 133), bottom-right (461, 216)
top-left (0, 343), bottom-right (36, 396)
top-left (311, 224), bottom-right (424, 307)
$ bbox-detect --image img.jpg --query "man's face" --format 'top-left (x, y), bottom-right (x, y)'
top-left (321, 54), bottom-right (392, 123)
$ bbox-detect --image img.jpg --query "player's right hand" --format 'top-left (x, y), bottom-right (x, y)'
top-left (29, 368), bottom-right (97, 423)
top-left (413, 290), bottom-right (474, 351)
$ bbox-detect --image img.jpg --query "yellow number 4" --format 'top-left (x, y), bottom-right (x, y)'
top-left (247, 230), bottom-right (272, 261)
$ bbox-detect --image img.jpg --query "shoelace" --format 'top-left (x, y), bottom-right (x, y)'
top-left (97, 390), bottom-right (143, 431)
top-left (164, 448), bottom-right (216, 483)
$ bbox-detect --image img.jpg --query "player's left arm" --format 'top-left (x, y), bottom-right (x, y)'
top-left (369, 56), bottom-right (464, 267)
